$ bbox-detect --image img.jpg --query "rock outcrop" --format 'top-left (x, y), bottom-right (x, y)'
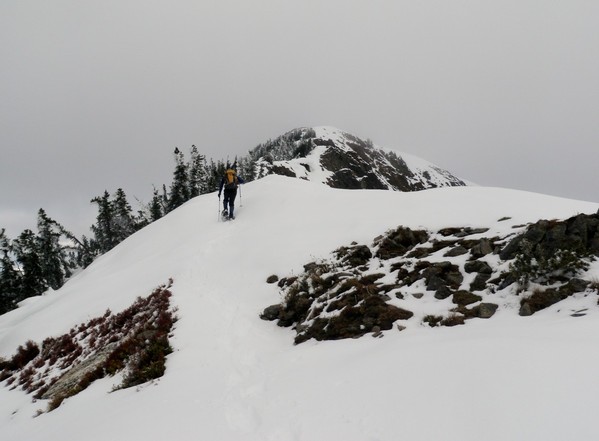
top-left (262, 212), bottom-right (599, 343)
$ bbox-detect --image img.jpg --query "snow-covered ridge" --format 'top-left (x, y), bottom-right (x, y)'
top-left (2, 176), bottom-right (599, 441)
top-left (251, 126), bottom-right (466, 191)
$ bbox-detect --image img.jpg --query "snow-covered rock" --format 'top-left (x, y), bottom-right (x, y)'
top-left (251, 126), bottom-right (466, 190)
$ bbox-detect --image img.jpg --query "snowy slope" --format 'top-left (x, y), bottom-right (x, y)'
top-left (2, 176), bottom-right (599, 441)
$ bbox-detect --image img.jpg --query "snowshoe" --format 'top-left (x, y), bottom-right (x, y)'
top-left (221, 210), bottom-right (229, 221)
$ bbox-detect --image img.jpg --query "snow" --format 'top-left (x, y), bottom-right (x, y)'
top-left (2, 175), bottom-right (599, 441)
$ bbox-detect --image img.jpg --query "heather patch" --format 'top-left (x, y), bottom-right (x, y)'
top-left (0, 280), bottom-right (177, 412)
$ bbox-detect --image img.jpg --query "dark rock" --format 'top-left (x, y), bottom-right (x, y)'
top-left (430, 240), bottom-right (457, 252)
top-left (266, 275), bottom-right (279, 284)
top-left (406, 247), bottom-right (432, 258)
top-left (464, 261), bottom-right (493, 274)
top-left (277, 295), bottom-right (313, 327)
top-left (283, 276), bottom-right (298, 287)
top-left (359, 273), bottom-right (385, 285)
top-left (444, 246), bottom-right (469, 257)
top-left (461, 227), bottom-right (490, 237)
top-left (500, 213), bottom-right (599, 261)
top-left (271, 165), bottom-right (296, 177)
top-left (470, 273), bottom-right (491, 292)
top-left (375, 227), bottom-right (429, 260)
top-left (303, 262), bottom-right (319, 273)
top-left (519, 288), bottom-right (562, 316)
top-left (470, 239), bottom-right (494, 258)
top-left (260, 304), bottom-right (282, 321)
top-left (497, 273), bottom-right (518, 290)
top-left (452, 290), bottom-right (482, 306)
top-left (445, 271), bottom-right (464, 289)
top-left (519, 303), bottom-right (533, 316)
top-left (378, 283), bottom-right (402, 294)
top-left (434, 286), bottom-right (453, 300)
top-left (440, 227), bottom-right (489, 238)
top-left (295, 295), bottom-right (413, 343)
top-left (558, 278), bottom-right (589, 296)
top-left (439, 227), bottom-right (462, 237)
top-left (337, 244), bottom-right (372, 267)
top-left (478, 303), bottom-right (499, 318)
top-left (423, 261), bottom-right (463, 290)
top-left (427, 275), bottom-right (447, 292)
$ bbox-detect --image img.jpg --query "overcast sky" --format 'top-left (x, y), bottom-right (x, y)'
top-left (2, 0), bottom-right (598, 238)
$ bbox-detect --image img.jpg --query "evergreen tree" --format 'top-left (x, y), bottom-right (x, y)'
top-left (161, 184), bottom-right (169, 212)
top-left (236, 156), bottom-right (254, 182)
top-left (13, 229), bottom-right (46, 299)
top-left (188, 145), bottom-right (207, 198)
top-left (112, 188), bottom-right (136, 242)
top-left (148, 188), bottom-right (164, 222)
top-left (167, 147), bottom-right (190, 212)
top-left (206, 159), bottom-right (226, 194)
top-left (0, 229), bottom-right (22, 314)
top-left (91, 190), bottom-right (117, 253)
top-left (76, 235), bottom-right (97, 268)
top-left (36, 209), bottom-right (68, 290)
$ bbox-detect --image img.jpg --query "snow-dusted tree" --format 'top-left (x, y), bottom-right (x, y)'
top-left (112, 188), bottom-right (137, 243)
top-left (188, 145), bottom-right (207, 197)
top-left (0, 229), bottom-right (22, 314)
top-left (144, 187), bottom-right (163, 223)
top-left (206, 159), bottom-right (226, 194)
top-left (91, 190), bottom-right (117, 253)
top-left (13, 229), bottom-right (46, 299)
top-left (36, 209), bottom-right (70, 290)
top-left (236, 156), bottom-right (256, 182)
top-left (167, 147), bottom-right (190, 212)
top-left (76, 235), bottom-right (97, 268)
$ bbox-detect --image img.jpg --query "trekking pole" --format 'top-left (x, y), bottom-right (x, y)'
top-left (218, 194), bottom-right (221, 221)
top-left (239, 185), bottom-right (243, 208)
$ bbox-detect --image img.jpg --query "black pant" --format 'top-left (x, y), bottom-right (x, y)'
top-left (223, 188), bottom-right (237, 215)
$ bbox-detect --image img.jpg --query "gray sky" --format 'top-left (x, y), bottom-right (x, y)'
top-left (2, 0), bottom-right (598, 238)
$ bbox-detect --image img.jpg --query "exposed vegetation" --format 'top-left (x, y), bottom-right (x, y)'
top-left (0, 280), bottom-right (176, 412)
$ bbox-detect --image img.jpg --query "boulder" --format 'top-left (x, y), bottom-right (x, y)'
top-left (260, 304), bottom-right (282, 321)
top-left (478, 303), bottom-right (499, 319)
top-left (452, 290), bottom-right (482, 306)
top-left (444, 246), bottom-right (469, 257)
top-left (266, 275), bottom-right (279, 284)
top-left (464, 261), bottom-right (493, 274)
top-left (470, 273), bottom-right (491, 292)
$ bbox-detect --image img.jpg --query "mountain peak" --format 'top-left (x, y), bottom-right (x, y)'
top-left (249, 126), bottom-right (466, 191)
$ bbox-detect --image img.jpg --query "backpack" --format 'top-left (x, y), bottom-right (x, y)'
top-left (224, 169), bottom-right (238, 190)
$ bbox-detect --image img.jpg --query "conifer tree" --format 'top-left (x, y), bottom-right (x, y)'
top-left (148, 188), bottom-right (164, 222)
top-left (36, 209), bottom-right (69, 290)
top-left (188, 145), bottom-right (207, 198)
top-left (206, 159), bottom-right (226, 194)
top-left (13, 229), bottom-right (46, 299)
top-left (161, 184), bottom-right (169, 211)
top-left (167, 147), bottom-right (190, 212)
top-left (0, 229), bottom-right (22, 314)
top-left (91, 190), bottom-right (117, 253)
top-left (76, 235), bottom-right (97, 268)
top-left (112, 188), bottom-right (136, 242)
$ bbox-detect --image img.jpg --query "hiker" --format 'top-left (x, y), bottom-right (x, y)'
top-left (218, 167), bottom-right (244, 219)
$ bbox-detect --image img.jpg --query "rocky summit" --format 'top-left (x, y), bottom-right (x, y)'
top-left (249, 126), bottom-right (466, 191)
